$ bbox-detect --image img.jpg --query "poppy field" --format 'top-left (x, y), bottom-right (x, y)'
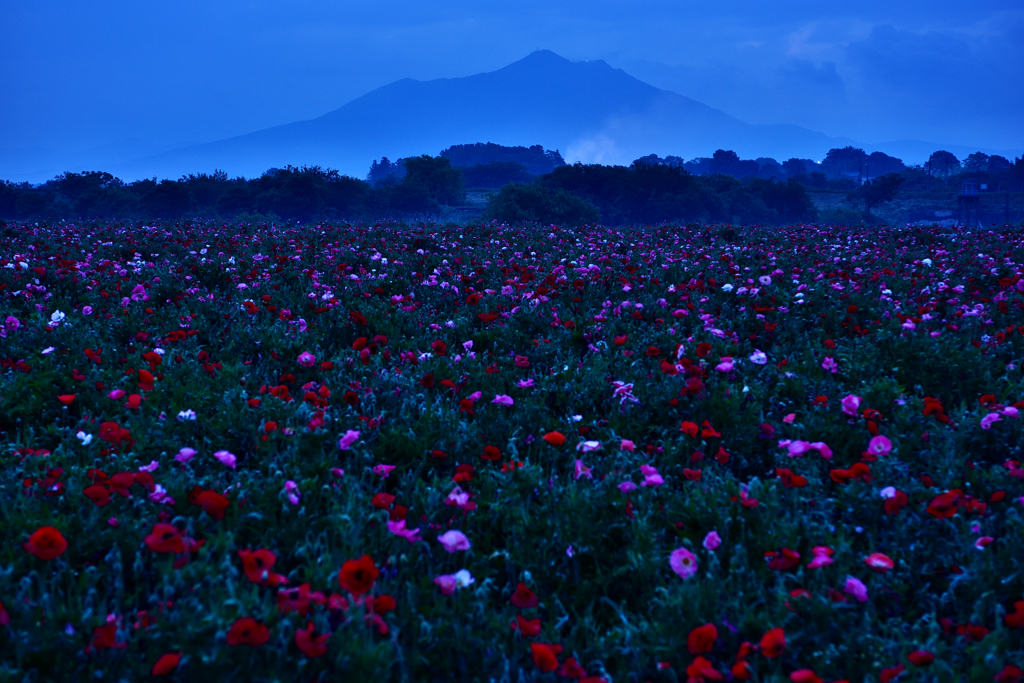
top-left (2, 219), bottom-right (1024, 682)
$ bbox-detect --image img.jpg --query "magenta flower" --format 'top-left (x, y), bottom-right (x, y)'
top-left (175, 447), bottom-right (197, 464)
top-left (617, 481), bottom-right (638, 493)
top-left (213, 450), bottom-right (237, 469)
top-left (492, 394), bottom-right (514, 406)
top-left (841, 394), bottom-right (862, 417)
top-left (981, 413), bottom-right (1002, 430)
top-left (844, 576), bottom-right (869, 602)
top-left (715, 357), bottom-right (735, 373)
top-left (702, 531), bottom-right (722, 551)
top-left (574, 460), bottom-right (593, 480)
top-left (868, 435), bottom-right (893, 457)
top-left (4, 316), bottom-right (19, 331)
top-left (387, 519), bottom-right (421, 543)
top-left (337, 430), bottom-right (361, 450)
top-left (373, 464), bottom-right (396, 479)
top-left (620, 439), bottom-right (636, 452)
top-left (807, 546), bottom-right (835, 569)
top-left (822, 356), bottom-right (838, 373)
top-left (297, 352), bottom-right (316, 368)
top-left (640, 464), bottom-right (664, 487)
top-left (437, 530), bottom-right (471, 553)
top-left (670, 547), bottom-right (698, 579)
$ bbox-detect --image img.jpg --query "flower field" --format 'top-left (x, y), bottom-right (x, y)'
top-left (2, 219), bottom-right (1024, 682)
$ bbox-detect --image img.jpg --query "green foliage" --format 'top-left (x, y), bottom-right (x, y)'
top-left (482, 182), bottom-right (600, 225)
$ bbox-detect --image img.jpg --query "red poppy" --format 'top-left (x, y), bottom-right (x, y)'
top-left (371, 492), bottom-right (395, 509)
top-left (238, 548), bottom-right (285, 586)
top-left (926, 489), bottom-right (963, 519)
top-left (25, 526), bottom-right (67, 560)
top-left (338, 555), bottom-right (379, 597)
top-left (58, 394), bottom-right (76, 406)
top-left (695, 342), bottom-right (713, 358)
top-left (138, 369), bottom-right (156, 391)
top-left (557, 656), bottom-right (587, 678)
top-left (90, 623), bottom-right (126, 651)
top-left (511, 614), bottom-right (542, 637)
top-left (700, 420), bottom-right (721, 438)
top-left (687, 623), bottom-right (718, 654)
top-left (530, 643), bottom-right (561, 672)
top-left (543, 431), bottom-right (567, 446)
top-left (144, 524), bottom-right (186, 554)
top-left (879, 664), bottom-right (905, 682)
top-left (759, 627), bottom-right (786, 658)
top-left (193, 490), bottom-right (230, 521)
top-left (680, 421), bottom-right (699, 438)
top-left (481, 445), bottom-right (502, 461)
top-left (766, 548), bottom-right (801, 571)
top-left (431, 340), bottom-right (447, 355)
top-left (883, 489), bottom-right (909, 515)
top-left (294, 622), bottom-right (329, 657)
top-left (1005, 601), bottom-right (1024, 629)
top-left (790, 670), bottom-right (822, 683)
top-left (613, 335), bottom-right (628, 346)
top-left (686, 656), bottom-right (723, 681)
top-left (510, 582), bottom-right (539, 608)
top-left (151, 652), bottom-right (182, 676)
top-left (731, 661), bottom-right (754, 680)
top-left (907, 650), bottom-right (935, 666)
top-left (226, 617), bottom-right (270, 647)
top-left (83, 484), bottom-right (112, 507)
top-left (776, 469), bottom-right (808, 488)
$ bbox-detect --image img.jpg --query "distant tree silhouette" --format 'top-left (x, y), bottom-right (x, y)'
top-left (928, 151), bottom-right (960, 185)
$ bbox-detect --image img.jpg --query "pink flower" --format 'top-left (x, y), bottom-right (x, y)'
top-left (337, 430), bottom-right (361, 450)
top-left (822, 356), bottom-right (838, 373)
top-left (974, 536), bottom-right (994, 550)
top-left (492, 394), bottom-right (514, 406)
top-left (841, 394), bottom-right (862, 417)
top-left (981, 413), bottom-right (1002, 430)
top-left (844, 576), bottom-right (869, 602)
top-left (783, 440), bottom-right (832, 459)
top-left (574, 460), bottom-right (593, 480)
top-left (715, 358), bottom-right (735, 373)
top-left (108, 389), bottom-right (126, 400)
top-left (670, 548), bottom-right (698, 579)
top-left (640, 464), bottom-right (664, 487)
top-left (807, 546), bottom-right (835, 569)
top-left (620, 439), bottom-right (636, 452)
top-left (373, 464), bottom-right (396, 479)
top-left (213, 450), bottom-right (237, 469)
top-left (868, 435), bottom-right (892, 457)
top-left (175, 447), bottom-right (197, 464)
top-left (865, 552), bottom-right (894, 571)
top-left (783, 413), bottom-right (796, 424)
top-left (434, 574), bottom-right (458, 595)
top-left (284, 480), bottom-right (300, 505)
top-left (618, 481), bottom-right (638, 493)
top-left (437, 530), bottom-right (471, 553)
top-left (139, 460), bottom-right (160, 473)
top-left (516, 379), bottom-right (535, 388)
top-left (4, 316), bottom-right (19, 331)
top-left (297, 352), bottom-right (316, 368)
top-left (576, 440), bottom-right (602, 453)
top-left (1001, 406), bottom-right (1020, 418)
top-left (387, 519), bottom-right (421, 543)
top-left (702, 531), bottom-right (722, 551)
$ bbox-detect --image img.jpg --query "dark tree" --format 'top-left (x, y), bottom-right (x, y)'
top-left (483, 183), bottom-right (599, 225)
top-left (401, 155), bottom-right (465, 205)
top-left (928, 151), bottom-right (960, 185)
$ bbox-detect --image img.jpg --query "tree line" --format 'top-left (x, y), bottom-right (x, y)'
top-left (2, 143), bottom-right (1021, 226)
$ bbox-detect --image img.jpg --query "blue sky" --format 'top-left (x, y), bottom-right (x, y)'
top-left (2, 0), bottom-right (1022, 155)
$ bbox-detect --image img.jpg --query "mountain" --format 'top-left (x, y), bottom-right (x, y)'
top-left (13, 51), bottom-right (1014, 184)
top-left (90, 50), bottom-right (854, 182)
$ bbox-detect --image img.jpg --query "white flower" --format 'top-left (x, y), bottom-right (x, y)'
top-left (177, 409), bottom-right (197, 422)
top-left (76, 431), bottom-right (93, 446)
top-left (749, 350), bottom-right (768, 365)
top-left (453, 569), bottom-right (475, 588)
top-left (721, 283), bottom-right (734, 292)
top-left (50, 310), bottom-right (66, 325)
